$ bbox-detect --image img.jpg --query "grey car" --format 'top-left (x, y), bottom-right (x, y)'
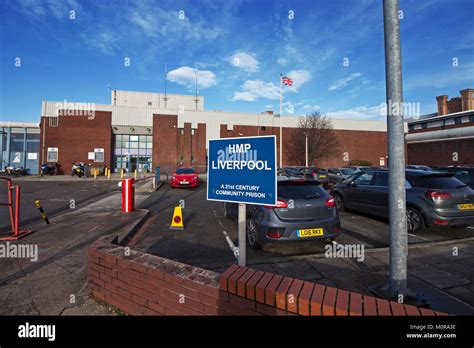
top-left (327, 168), bottom-right (356, 184)
top-left (224, 178), bottom-right (341, 249)
top-left (331, 169), bottom-right (474, 233)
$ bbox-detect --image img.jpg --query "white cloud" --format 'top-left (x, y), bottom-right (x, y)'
top-left (326, 105), bottom-right (384, 120)
top-left (232, 80), bottom-right (280, 101)
top-left (81, 29), bottom-right (119, 55)
top-left (167, 66), bottom-right (217, 89)
top-left (129, 4), bottom-right (223, 41)
top-left (12, 0), bottom-right (81, 20)
top-left (228, 51), bottom-right (260, 73)
top-left (328, 72), bottom-right (362, 91)
top-left (264, 104), bottom-right (274, 109)
top-left (277, 57), bottom-right (288, 65)
top-left (286, 70), bottom-right (311, 91)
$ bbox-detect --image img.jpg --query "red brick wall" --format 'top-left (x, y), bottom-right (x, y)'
top-left (152, 115), bottom-right (207, 172)
top-left (219, 125), bottom-right (388, 168)
top-left (39, 111), bottom-right (113, 172)
top-left (87, 237), bottom-right (444, 316)
top-left (408, 139), bottom-right (474, 166)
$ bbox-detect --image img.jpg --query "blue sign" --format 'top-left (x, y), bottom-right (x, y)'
top-left (207, 135), bottom-right (277, 205)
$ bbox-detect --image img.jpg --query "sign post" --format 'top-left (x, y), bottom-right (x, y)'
top-left (207, 135), bottom-right (277, 267)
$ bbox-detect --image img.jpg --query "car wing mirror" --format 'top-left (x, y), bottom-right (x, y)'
top-left (348, 181), bottom-right (357, 187)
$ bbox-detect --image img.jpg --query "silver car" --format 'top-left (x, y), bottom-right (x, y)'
top-left (224, 178), bottom-right (341, 249)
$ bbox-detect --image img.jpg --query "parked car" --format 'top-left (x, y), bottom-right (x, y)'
top-left (406, 165), bottom-right (433, 172)
top-left (170, 167), bottom-right (199, 188)
top-left (278, 167), bottom-right (305, 180)
top-left (435, 166), bottom-right (474, 189)
top-left (223, 178), bottom-right (341, 249)
top-left (299, 167), bottom-right (330, 186)
top-left (348, 166), bottom-right (378, 173)
top-left (327, 167), bottom-right (357, 184)
top-left (331, 169), bottom-right (474, 233)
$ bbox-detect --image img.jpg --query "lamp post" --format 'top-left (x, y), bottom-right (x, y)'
top-left (305, 133), bottom-right (309, 167)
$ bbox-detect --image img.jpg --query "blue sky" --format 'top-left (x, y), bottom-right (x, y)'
top-left (1, 0), bottom-right (473, 123)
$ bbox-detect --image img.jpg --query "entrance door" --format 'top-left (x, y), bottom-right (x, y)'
top-left (130, 157), bottom-right (137, 172)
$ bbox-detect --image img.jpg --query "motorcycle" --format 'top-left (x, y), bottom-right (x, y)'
top-left (41, 163), bottom-right (60, 177)
top-left (71, 162), bottom-right (85, 178)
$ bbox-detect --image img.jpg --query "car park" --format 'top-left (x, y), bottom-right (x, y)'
top-left (170, 167), bottom-right (199, 188)
top-left (406, 165), bottom-right (433, 171)
top-left (348, 166), bottom-right (378, 173)
top-left (278, 167), bottom-right (305, 179)
top-left (435, 166), bottom-right (474, 189)
top-left (223, 178), bottom-right (341, 249)
top-left (299, 167), bottom-right (330, 186)
top-left (332, 169), bottom-right (474, 233)
top-left (327, 167), bottom-right (356, 184)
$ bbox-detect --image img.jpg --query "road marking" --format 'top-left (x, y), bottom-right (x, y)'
top-left (408, 233), bottom-right (431, 241)
top-left (222, 230), bottom-right (239, 260)
top-left (468, 226), bottom-right (474, 230)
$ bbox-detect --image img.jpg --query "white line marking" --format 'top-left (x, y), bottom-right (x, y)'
top-left (222, 230), bottom-right (239, 260)
top-left (408, 233), bottom-right (431, 241)
top-left (468, 226), bottom-right (474, 230)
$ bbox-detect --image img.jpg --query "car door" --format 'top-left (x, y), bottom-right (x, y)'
top-left (348, 172), bottom-right (376, 213)
top-left (365, 171), bottom-right (389, 217)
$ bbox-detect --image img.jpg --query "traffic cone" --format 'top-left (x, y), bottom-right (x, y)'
top-left (169, 206), bottom-right (184, 230)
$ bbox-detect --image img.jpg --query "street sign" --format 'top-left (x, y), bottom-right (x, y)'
top-left (207, 135), bottom-right (277, 206)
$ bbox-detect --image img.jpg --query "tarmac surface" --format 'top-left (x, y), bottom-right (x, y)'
top-left (0, 177), bottom-right (472, 315)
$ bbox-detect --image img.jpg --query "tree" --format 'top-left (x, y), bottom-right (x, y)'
top-left (288, 111), bottom-right (340, 166)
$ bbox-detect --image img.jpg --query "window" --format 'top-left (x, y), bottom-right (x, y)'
top-left (47, 147), bottom-right (58, 162)
top-left (48, 117), bottom-right (58, 127)
top-left (455, 117), bottom-right (462, 124)
top-left (261, 126), bottom-right (266, 131)
top-left (421, 123), bottom-right (427, 129)
top-left (148, 102), bottom-right (152, 106)
top-left (469, 115), bottom-right (474, 122)
top-left (372, 172), bottom-right (388, 186)
top-left (353, 172), bottom-right (374, 185)
top-left (94, 148), bottom-right (104, 162)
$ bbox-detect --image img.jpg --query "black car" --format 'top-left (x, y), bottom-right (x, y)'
top-left (331, 169), bottom-right (474, 233)
top-left (435, 166), bottom-right (474, 189)
top-left (299, 167), bottom-right (330, 186)
top-left (224, 178), bottom-right (341, 249)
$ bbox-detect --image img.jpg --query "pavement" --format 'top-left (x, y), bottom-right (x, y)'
top-left (0, 179), bottom-right (153, 315)
top-left (133, 182), bottom-right (474, 315)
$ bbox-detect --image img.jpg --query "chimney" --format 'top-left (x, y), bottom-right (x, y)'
top-left (436, 95), bottom-right (448, 116)
top-left (460, 88), bottom-right (474, 111)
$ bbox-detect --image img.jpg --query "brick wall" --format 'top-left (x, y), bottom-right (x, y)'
top-left (88, 236), bottom-right (445, 316)
top-left (408, 138), bottom-right (474, 166)
top-left (40, 111), bottom-right (113, 171)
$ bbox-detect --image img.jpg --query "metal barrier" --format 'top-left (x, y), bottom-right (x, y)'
top-left (0, 178), bottom-right (33, 241)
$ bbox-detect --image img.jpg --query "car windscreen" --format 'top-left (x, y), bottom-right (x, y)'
top-left (409, 174), bottom-right (467, 189)
top-left (439, 168), bottom-right (474, 186)
top-left (278, 181), bottom-right (326, 199)
top-left (340, 168), bottom-right (355, 175)
top-left (176, 168), bottom-right (194, 174)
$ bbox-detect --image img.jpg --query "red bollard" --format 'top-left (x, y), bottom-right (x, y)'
top-left (122, 178), bottom-right (134, 213)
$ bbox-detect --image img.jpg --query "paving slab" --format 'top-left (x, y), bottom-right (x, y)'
top-left (410, 264), bottom-right (471, 290)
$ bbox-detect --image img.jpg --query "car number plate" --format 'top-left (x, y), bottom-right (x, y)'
top-left (180, 181), bottom-right (189, 185)
top-left (319, 175), bottom-right (327, 178)
top-left (458, 203), bottom-right (474, 210)
top-left (297, 228), bottom-right (324, 237)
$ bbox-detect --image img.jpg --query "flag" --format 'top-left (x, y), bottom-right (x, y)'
top-left (281, 76), bottom-right (293, 86)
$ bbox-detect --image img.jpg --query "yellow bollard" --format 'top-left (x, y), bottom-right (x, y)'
top-left (107, 168), bottom-right (111, 179)
top-left (134, 169), bottom-right (138, 179)
top-left (120, 169), bottom-right (124, 179)
top-left (93, 168), bottom-right (97, 180)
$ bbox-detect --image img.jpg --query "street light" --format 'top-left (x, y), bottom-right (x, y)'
top-left (305, 132), bottom-right (309, 167)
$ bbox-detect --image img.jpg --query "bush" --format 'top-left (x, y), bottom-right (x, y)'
top-left (350, 159), bottom-right (373, 166)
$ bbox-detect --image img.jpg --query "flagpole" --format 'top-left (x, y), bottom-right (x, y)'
top-left (279, 74), bottom-right (283, 168)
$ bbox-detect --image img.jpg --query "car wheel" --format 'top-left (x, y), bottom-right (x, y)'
top-left (334, 194), bottom-right (346, 212)
top-left (246, 218), bottom-right (261, 250)
top-left (406, 207), bottom-right (425, 233)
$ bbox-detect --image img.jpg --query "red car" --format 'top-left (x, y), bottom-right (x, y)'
top-left (170, 167), bottom-right (199, 188)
